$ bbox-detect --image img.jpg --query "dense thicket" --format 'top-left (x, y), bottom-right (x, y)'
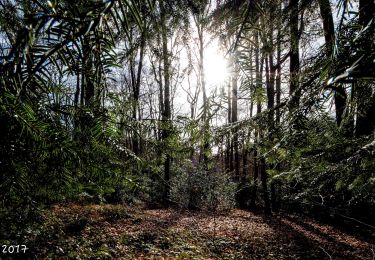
top-left (0, 0), bottom-right (374, 240)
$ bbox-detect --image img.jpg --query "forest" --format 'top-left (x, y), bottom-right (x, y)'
top-left (0, 0), bottom-right (374, 259)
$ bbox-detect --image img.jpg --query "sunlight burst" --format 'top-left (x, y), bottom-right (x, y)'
top-left (204, 39), bottom-right (228, 88)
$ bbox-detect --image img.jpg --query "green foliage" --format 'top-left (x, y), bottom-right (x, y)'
top-left (274, 112), bottom-right (374, 220)
top-left (0, 0), bottom-right (154, 235)
top-left (170, 163), bottom-right (236, 211)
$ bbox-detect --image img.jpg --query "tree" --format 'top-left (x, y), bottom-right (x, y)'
top-left (318, 0), bottom-right (347, 127)
top-left (189, 0), bottom-right (212, 169)
top-left (289, 0), bottom-right (300, 109)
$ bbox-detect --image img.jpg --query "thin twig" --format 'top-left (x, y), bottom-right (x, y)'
top-left (319, 245), bottom-right (332, 260)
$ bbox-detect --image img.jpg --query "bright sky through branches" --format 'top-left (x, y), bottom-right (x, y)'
top-left (204, 38), bottom-right (229, 89)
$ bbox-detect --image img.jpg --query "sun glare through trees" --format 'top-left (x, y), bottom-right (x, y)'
top-left (204, 38), bottom-right (229, 88)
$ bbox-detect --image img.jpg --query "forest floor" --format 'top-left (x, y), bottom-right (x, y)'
top-left (16, 203), bottom-right (375, 259)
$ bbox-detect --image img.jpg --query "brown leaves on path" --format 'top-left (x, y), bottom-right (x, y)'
top-left (26, 203), bottom-right (374, 259)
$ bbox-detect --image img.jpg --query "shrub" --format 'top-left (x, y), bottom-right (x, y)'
top-left (170, 167), bottom-right (236, 211)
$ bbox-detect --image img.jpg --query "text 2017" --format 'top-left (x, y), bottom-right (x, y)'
top-left (2, 245), bottom-right (28, 254)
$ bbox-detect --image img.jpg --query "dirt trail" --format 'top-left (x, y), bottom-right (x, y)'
top-left (22, 203), bottom-right (374, 259)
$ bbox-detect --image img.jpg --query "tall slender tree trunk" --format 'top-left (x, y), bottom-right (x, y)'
top-left (264, 54), bottom-right (273, 215)
top-left (160, 1), bottom-right (171, 204)
top-left (242, 136), bottom-right (248, 182)
top-left (131, 30), bottom-right (146, 155)
top-left (250, 147), bottom-right (258, 208)
top-left (289, 0), bottom-right (300, 109)
top-left (195, 14), bottom-right (210, 169)
top-left (260, 157), bottom-right (271, 214)
top-left (232, 54), bottom-right (239, 180)
top-left (82, 35), bottom-right (94, 108)
top-left (266, 56), bottom-right (275, 131)
top-left (276, 11), bottom-right (282, 125)
top-left (266, 57), bottom-right (276, 213)
top-left (228, 78), bottom-right (233, 173)
top-left (250, 31), bottom-right (262, 208)
top-left (318, 0), bottom-right (347, 127)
